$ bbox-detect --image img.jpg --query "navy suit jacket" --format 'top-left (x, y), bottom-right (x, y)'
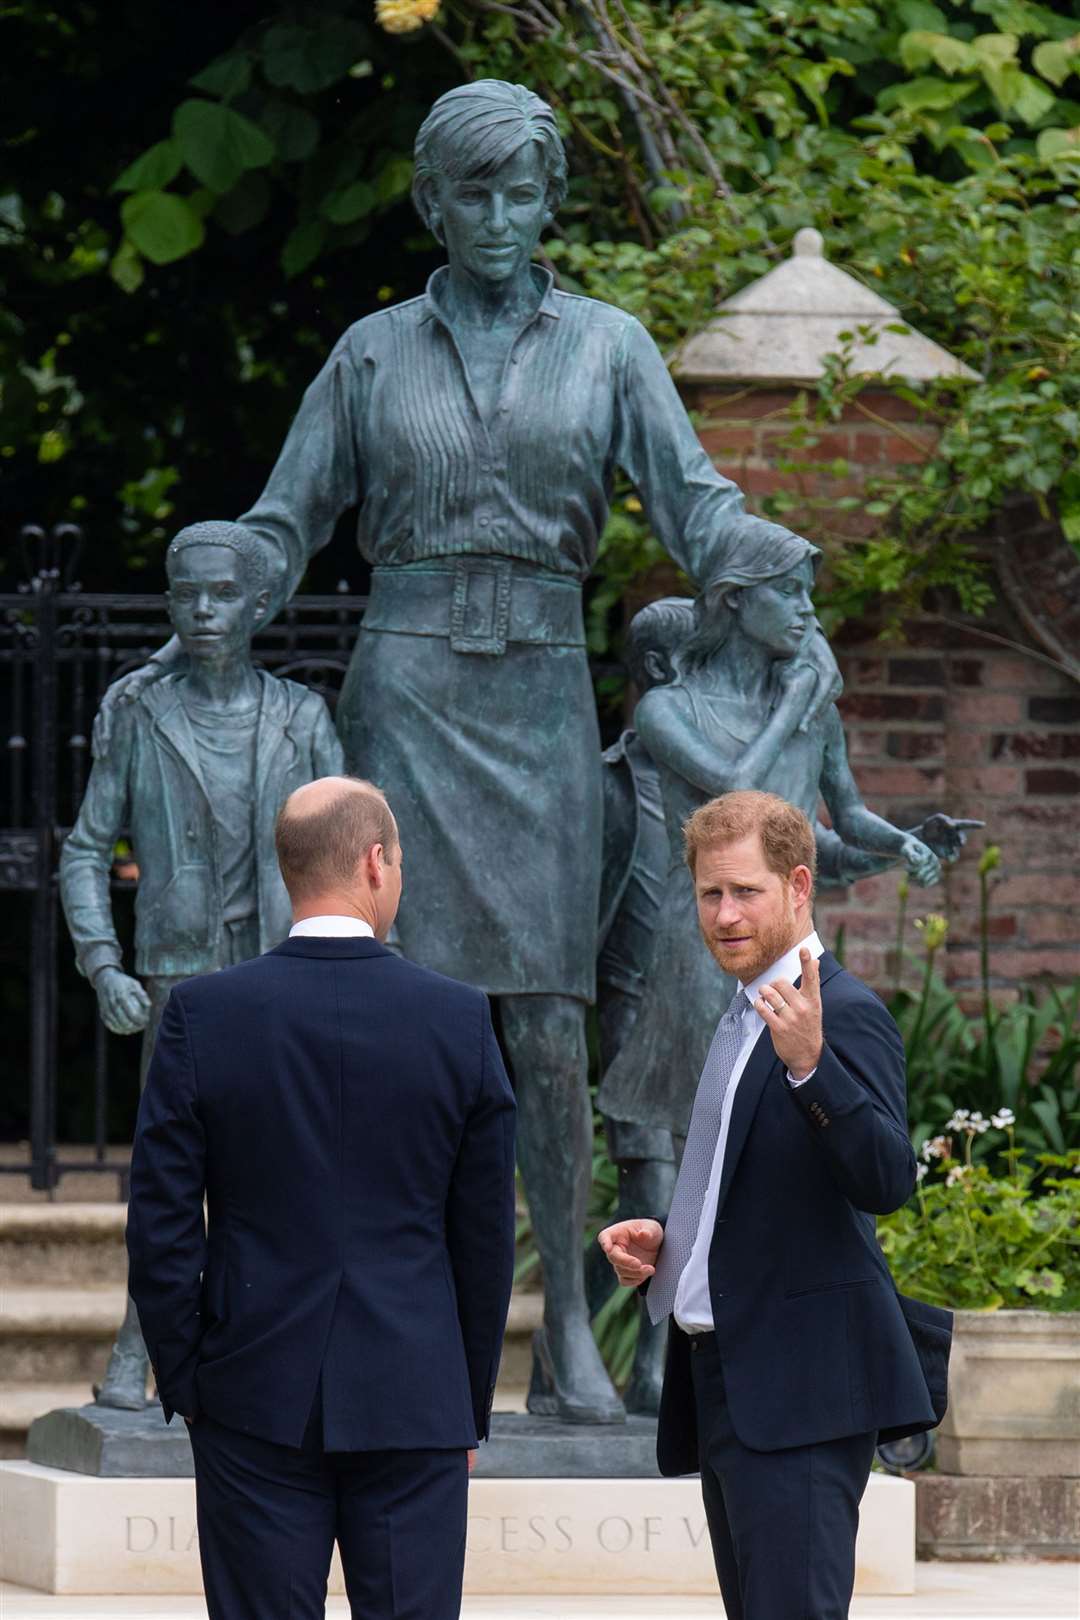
top-left (657, 951), bottom-right (945, 1474)
top-left (127, 935), bottom-right (517, 1452)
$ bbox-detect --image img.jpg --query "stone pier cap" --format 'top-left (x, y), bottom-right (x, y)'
top-left (675, 227), bottom-right (980, 387)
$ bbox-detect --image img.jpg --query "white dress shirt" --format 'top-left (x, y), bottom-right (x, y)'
top-left (673, 929), bottom-right (825, 1333)
top-left (288, 916), bottom-right (375, 938)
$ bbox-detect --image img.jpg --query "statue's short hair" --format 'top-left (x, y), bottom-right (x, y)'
top-left (412, 80), bottom-right (568, 235)
top-left (624, 596), bottom-right (694, 691)
top-left (166, 521), bottom-right (269, 594)
top-left (274, 777), bottom-right (397, 901)
top-left (683, 791), bottom-right (817, 887)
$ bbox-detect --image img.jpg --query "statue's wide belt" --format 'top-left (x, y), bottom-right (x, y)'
top-left (363, 559), bottom-right (586, 657)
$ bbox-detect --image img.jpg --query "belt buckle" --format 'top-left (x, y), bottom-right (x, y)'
top-left (450, 557), bottom-right (512, 656)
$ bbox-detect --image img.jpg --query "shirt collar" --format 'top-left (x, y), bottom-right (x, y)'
top-left (419, 263), bottom-right (561, 326)
top-left (289, 916), bottom-right (375, 939)
top-left (740, 929), bottom-right (824, 1012)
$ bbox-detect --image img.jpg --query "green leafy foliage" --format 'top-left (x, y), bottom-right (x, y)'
top-left (879, 1149), bottom-right (1080, 1311)
top-left (119, 190), bottom-right (206, 264)
top-left (172, 99), bottom-right (275, 194)
top-left (4, 0), bottom-right (1079, 610)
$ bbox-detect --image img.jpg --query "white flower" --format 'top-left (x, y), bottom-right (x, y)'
top-left (968, 1112), bottom-right (990, 1134)
top-left (946, 1164), bottom-right (971, 1188)
top-left (921, 1135), bottom-right (949, 1162)
top-left (945, 1109), bottom-right (971, 1132)
top-left (915, 1163), bottom-right (928, 1182)
top-left (992, 1108), bottom-right (1016, 1129)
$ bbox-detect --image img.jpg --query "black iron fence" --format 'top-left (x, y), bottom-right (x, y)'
top-left (1, 525), bottom-right (366, 1194)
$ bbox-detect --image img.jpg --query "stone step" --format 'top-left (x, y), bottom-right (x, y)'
top-left (0, 1205), bottom-right (129, 1287)
top-left (0, 1288), bottom-right (122, 1386)
top-left (0, 1287), bottom-right (542, 1454)
top-left (0, 1285), bottom-right (542, 1384)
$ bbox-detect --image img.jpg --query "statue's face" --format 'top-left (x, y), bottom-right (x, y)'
top-left (166, 545), bottom-right (264, 662)
top-left (434, 142), bottom-right (548, 287)
top-left (730, 559), bottom-right (815, 658)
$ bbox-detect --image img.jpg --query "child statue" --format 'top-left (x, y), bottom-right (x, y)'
top-left (60, 520), bottom-right (343, 1408)
top-left (597, 534), bottom-right (975, 1145)
top-left (564, 597), bottom-right (693, 1416)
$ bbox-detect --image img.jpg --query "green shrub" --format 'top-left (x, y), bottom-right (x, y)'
top-left (880, 1132), bottom-right (1080, 1311)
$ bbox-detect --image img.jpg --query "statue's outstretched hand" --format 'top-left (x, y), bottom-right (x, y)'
top-left (900, 835), bottom-right (941, 888)
top-left (95, 967), bottom-right (151, 1035)
top-left (913, 814), bottom-right (985, 862)
top-left (598, 1219), bottom-right (663, 1287)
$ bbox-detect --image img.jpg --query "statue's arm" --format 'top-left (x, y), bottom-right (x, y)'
top-left (612, 318), bottom-right (808, 588)
top-left (815, 821), bottom-right (898, 887)
top-left (635, 671), bottom-right (814, 797)
top-left (59, 710), bottom-right (132, 983)
top-left (239, 333), bottom-right (365, 624)
top-left (819, 710), bottom-right (941, 885)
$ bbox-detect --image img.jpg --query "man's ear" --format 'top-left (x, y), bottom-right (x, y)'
top-left (368, 843), bottom-right (387, 888)
top-left (253, 587), bottom-right (271, 621)
top-left (790, 863), bottom-right (814, 908)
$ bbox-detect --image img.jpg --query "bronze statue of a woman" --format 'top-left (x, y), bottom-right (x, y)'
top-left (109, 81), bottom-right (838, 1423)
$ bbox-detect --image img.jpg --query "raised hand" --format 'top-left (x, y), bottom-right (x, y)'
top-left (597, 1218), bottom-right (664, 1287)
top-left (900, 834), bottom-right (941, 887)
top-left (913, 814), bottom-right (985, 862)
top-left (95, 967), bottom-right (152, 1035)
top-left (755, 945), bottom-right (823, 1081)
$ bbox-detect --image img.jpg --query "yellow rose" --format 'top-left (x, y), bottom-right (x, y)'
top-left (376, 0), bottom-right (440, 33)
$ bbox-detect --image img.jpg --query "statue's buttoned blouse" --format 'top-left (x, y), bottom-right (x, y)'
top-left (238, 268), bottom-right (802, 1000)
top-left (241, 267), bottom-right (793, 607)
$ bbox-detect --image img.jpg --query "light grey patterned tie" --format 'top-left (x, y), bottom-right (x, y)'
top-left (647, 992), bottom-right (747, 1326)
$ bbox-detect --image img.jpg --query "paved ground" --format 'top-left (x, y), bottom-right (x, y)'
top-left (2, 1565), bottom-right (1078, 1619)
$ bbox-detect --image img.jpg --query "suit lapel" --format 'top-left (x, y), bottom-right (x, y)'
top-left (713, 950), bottom-right (845, 1218)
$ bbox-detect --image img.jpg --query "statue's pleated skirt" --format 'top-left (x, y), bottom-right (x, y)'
top-left (337, 618), bottom-right (602, 1002)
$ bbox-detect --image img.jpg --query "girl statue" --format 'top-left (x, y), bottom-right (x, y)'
top-left (598, 535), bottom-right (949, 1144)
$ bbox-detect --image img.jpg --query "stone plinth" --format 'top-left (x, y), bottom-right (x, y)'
top-left (916, 1472), bottom-right (1080, 1561)
top-left (0, 1462), bottom-right (914, 1596)
top-left (25, 1405), bottom-right (658, 1480)
top-left (936, 1311), bottom-right (1080, 1478)
top-left (27, 1403), bottom-right (190, 1478)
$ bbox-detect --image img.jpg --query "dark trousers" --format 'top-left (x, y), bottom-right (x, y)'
top-left (689, 1332), bottom-right (875, 1620)
top-left (188, 1409), bottom-right (468, 1620)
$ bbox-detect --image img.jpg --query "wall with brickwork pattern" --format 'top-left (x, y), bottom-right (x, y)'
top-left (664, 383), bottom-right (1080, 997)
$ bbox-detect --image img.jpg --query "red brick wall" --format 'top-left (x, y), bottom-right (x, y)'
top-left (675, 383), bottom-right (1080, 996)
top-left (818, 636), bottom-right (1080, 996)
top-left (693, 386), bottom-right (939, 538)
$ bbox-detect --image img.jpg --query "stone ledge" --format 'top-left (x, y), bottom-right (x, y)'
top-left (0, 1289), bottom-right (125, 1337)
top-left (0, 1463), bottom-right (914, 1597)
top-left (916, 1472), bottom-right (1080, 1561)
top-left (0, 1206), bottom-right (127, 1240)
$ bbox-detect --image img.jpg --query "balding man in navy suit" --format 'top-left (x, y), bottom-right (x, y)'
top-left (127, 776), bottom-right (517, 1620)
